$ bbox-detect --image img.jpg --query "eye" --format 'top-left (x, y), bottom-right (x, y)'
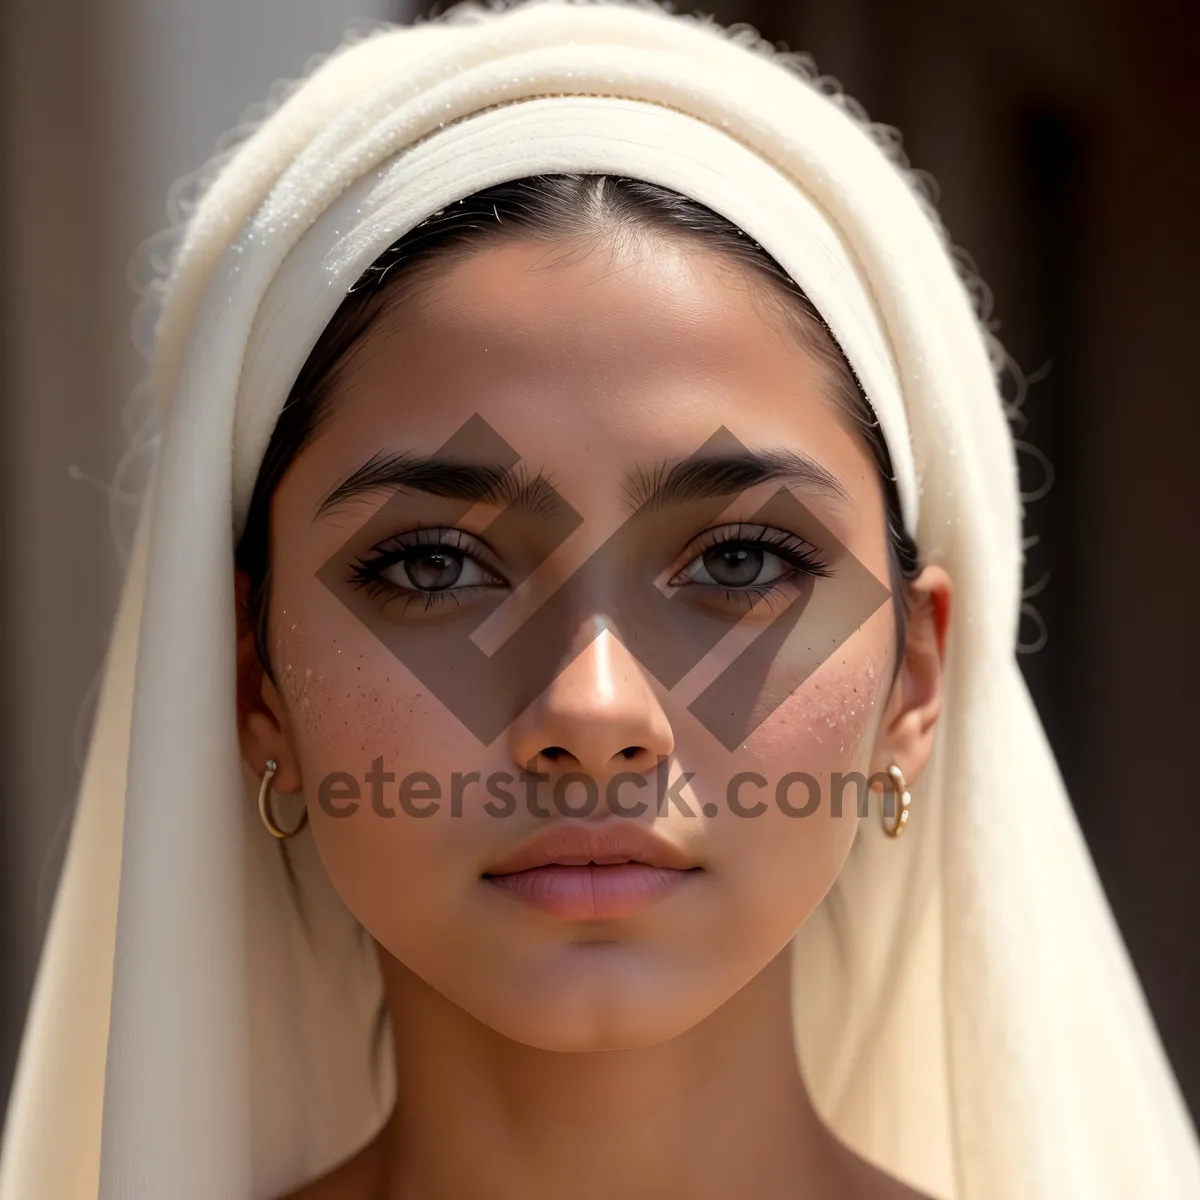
top-left (349, 527), bottom-right (506, 606)
top-left (381, 546), bottom-right (495, 592)
top-left (681, 543), bottom-right (789, 588)
top-left (669, 524), bottom-right (831, 593)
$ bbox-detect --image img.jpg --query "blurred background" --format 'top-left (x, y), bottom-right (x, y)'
top-left (1, 0), bottom-right (1196, 1128)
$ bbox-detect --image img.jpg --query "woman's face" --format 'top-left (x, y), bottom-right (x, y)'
top-left (241, 233), bottom-right (937, 1052)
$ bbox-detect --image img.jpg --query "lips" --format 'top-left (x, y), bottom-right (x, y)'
top-left (482, 823), bottom-right (702, 920)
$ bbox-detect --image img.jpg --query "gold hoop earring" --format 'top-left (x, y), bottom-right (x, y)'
top-left (258, 758), bottom-right (308, 840)
top-left (881, 763), bottom-right (911, 838)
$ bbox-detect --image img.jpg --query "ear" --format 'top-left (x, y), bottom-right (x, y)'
top-left (871, 564), bottom-right (952, 787)
top-left (235, 569), bottom-right (302, 796)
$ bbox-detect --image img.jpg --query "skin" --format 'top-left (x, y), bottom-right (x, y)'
top-left (237, 231), bottom-right (951, 1200)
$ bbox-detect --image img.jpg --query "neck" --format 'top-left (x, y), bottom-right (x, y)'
top-left (371, 946), bottom-right (854, 1200)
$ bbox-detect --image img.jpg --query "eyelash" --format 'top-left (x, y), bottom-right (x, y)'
top-left (668, 523), bottom-right (832, 607)
top-left (348, 527), bottom-right (504, 613)
top-left (348, 522), bottom-right (833, 612)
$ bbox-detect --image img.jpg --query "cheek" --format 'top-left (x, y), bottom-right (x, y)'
top-left (272, 574), bottom-right (476, 779)
top-left (686, 613), bottom-right (893, 951)
top-left (751, 638), bottom-right (890, 767)
top-left (269, 584), bottom-right (493, 939)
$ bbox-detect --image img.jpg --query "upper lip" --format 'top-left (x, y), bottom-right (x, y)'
top-left (483, 822), bottom-right (700, 875)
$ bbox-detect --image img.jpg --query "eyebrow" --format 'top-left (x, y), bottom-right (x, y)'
top-left (314, 451), bottom-right (570, 521)
top-left (622, 449), bottom-right (851, 513)
top-left (315, 446), bottom-right (850, 523)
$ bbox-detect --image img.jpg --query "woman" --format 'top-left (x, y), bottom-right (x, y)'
top-left (2, 1), bottom-right (1197, 1197)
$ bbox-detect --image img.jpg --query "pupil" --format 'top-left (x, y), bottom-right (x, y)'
top-left (704, 545), bottom-right (762, 587)
top-left (406, 549), bottom-right (463, 590)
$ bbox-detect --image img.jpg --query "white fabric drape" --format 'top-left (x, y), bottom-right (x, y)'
top-left (3, 2), bottom-right (1198, 1197)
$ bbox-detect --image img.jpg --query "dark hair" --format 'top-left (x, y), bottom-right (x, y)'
top-left (236, 174), bottom-right (921, 675)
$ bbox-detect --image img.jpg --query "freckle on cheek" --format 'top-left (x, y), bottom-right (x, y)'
top-left (769, 645), bottom-right (891, 766)
top-left (273, 619), bottom-right (343, 743)
top-left (273, 615), bottom-right (431, 778)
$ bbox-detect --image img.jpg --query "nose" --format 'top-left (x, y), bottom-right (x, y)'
top-left (507, 625), bottom-right (674, 783)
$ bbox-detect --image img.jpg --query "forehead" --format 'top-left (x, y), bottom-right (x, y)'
top-left (296, 237), bottom-right (882, 515)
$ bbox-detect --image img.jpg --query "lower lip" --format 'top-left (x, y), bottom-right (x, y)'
top-left (484, 863), bottom-right (698, 920)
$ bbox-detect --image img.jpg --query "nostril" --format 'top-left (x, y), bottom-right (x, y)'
top-left (536, 745), bottom-right (647, 768)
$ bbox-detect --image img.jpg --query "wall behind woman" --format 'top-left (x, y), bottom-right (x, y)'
top-left (1, 0), bottom-right (1196, 1129)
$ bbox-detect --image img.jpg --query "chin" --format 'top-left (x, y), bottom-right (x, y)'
top-left (456, 952), bottom-right (727, 1052)
top-left (489, 1010), bottom-right (699, 1054)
